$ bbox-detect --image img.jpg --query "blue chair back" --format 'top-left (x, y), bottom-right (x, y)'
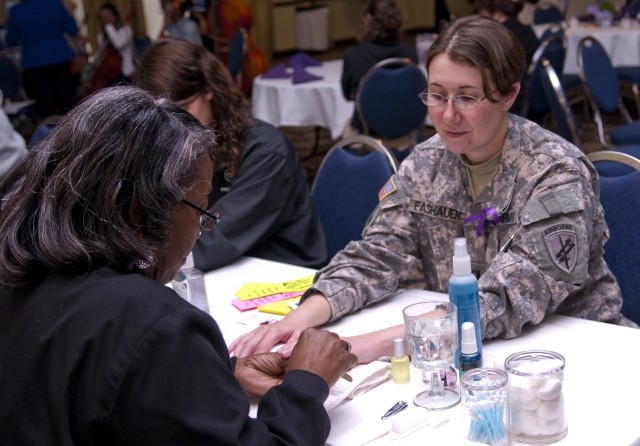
top-left (589, 147), bottom-right (640, 176)
top-left (538, 58), bottom-right (581, 145)
top-left (533, 3), bottom-right (564, 25)
top-left (527, 34), bottom-right (566, 116)
top-left (578, 36), bottom-right (620, 114)
top-left (311, 136), bottom-right (397, 260)
top-left (356, 58), bottom-right (427, 140)
top-left (588, 152), bottom-right (640, 324)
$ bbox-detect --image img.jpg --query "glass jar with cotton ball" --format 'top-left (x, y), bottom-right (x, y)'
top-left (505, 350), bottom-right (567, 444)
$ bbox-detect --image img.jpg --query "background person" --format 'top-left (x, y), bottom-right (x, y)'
top-left (83, 2), bottom-right (134, 96)
top-left (5, 0), bottom-right (79, 119)
top-left (0, 99), bottom-right (27, 184)
top-left (160, 0), bottom-right (203, 45)
top-left (134, 39), bottom-right (328, 271)
top-left (231, 15), bottom-right (635, 362)
top-left (341, 0), bottom-right (418, 145)
top-left (473, 0), bottom-right (539, 117)
top-left (0, 85), bottom-right (356, 444)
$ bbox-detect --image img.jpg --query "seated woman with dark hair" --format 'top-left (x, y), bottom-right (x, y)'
top-left (341, 0), bottom-right (418, 144)
top-left (474, 0), bottom-right (540, 117)
top-left (0, 86), bottom-right (356, 444)
top-left (134, 39), bottom-right (328, 271)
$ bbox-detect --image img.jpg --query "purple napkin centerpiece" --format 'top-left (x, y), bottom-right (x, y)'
top-left (289, 52), bottom-right (322, 69)
top-left (291, 66), bottom-right (323, 84)
top-left (261, 63), bottom-right (291, 79)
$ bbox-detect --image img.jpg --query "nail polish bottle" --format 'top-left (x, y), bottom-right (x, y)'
top-left (391, 337), bottom-right (410, 384)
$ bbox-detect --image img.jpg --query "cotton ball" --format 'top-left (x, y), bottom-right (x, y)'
top-left (512, 410), bottom-right (539, 436)
top-left (536, 394), bottom-right (564, 420)
top-left (537, 378), bottom-right (563, 400)
top-left (509, 379), bottom-right (538, 405)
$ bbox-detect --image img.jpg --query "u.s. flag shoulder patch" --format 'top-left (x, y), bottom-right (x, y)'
top-left (378, 175), bottom-right (397, 202)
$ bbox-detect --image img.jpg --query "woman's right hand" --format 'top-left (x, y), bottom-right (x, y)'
top-left (288, 328), bottom-right (357, 388)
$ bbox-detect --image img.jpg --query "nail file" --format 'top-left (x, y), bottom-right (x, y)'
top-left (389, 409), bottom-right (433, 440)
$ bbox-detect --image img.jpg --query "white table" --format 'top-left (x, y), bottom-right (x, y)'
top-left (251, 59), bottom-right (354, 141)
top-left (534, 22), bottom-right (640, 74)
top-left (204, 256), bottom-right (640, 446)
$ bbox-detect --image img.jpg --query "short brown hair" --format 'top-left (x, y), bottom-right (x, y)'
top-left (425, 15), bottom-right (526, 102)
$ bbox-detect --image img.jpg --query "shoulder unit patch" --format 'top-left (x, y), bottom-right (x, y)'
top-left (543, 223), bottom-right (577, 273)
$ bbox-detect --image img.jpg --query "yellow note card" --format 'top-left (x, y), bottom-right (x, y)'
top-left (235, 275), bottom-right (314, 301)
top-left (257, 297), bottom-right (301, 315)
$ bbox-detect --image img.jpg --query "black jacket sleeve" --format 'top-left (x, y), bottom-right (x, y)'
top-left (107, 308), bottom-right (330, 445)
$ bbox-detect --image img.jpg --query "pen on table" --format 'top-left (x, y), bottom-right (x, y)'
top-left (259, 319), bottom-right (277, 325)
top-left (500, 233), bottom-right (515, 253)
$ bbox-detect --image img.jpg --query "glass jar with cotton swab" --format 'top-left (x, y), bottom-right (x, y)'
top-left (460, 368), bottom-right (511, 446)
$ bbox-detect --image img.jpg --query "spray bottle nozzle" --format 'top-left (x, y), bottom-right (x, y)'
top-left (452, 237), bottom-right (472, 276)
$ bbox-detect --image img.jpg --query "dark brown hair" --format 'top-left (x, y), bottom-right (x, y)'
top-left (133, 39), bottom-right (249, 168)
top-left (426, 15), bottom-right (526, 101)
top-left (473, 0), bottom-right (526, 18)
top-left (361, 0), bottom-right (404, 42)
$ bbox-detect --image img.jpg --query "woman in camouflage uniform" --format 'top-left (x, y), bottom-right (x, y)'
top-left (231, 15), bottom-right (636, 363)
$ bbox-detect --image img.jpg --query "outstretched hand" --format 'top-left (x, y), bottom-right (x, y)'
top-left (229, 318), bottom-right (304, 358)
top-left (229, 293), bottom-right (334, 358)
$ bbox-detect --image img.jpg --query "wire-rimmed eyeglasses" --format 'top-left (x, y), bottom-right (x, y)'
top-left (181, 199), bottom-right (221, 231)
top-left (418, 89), bottom-right (498, 110)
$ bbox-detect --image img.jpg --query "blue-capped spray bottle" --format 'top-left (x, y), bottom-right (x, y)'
top-left (448, 237), bottom-right (482, 369)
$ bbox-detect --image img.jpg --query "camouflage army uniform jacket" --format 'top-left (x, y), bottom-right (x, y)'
top-left (308, 114), bottom-right (627, 340)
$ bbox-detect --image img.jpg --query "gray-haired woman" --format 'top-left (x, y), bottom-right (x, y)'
top-left (0, 86), bottom-right (355, 444)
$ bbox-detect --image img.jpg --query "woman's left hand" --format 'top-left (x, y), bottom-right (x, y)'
top-left (234, 352), bottom-right (287, 398)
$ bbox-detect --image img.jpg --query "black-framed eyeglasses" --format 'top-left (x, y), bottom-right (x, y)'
top-left (418, 89), bottom-right (498, 110)
top-left (181, 199), bottom-right (221, 231)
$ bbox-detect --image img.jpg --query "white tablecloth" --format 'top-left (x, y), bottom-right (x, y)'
top-left (203, 256), bottom-right (640, 446)
top-left (251, 59), bottom-right (354, 140)
top-left (534, 23), bottom-right (640, 74)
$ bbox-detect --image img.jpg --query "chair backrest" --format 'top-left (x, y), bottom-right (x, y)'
top-left (533, 2), bottom-right (565, 25)
top-left (526, 32), bottom-right (566, 116)
top-left (578, 36), bottom-right (620, 115)
top-left (538, 58), bottom-right (581, 145)
top-left (587, 150), bottom-right (640, 324)
top-left (588, 147), bottom-right (640, 176)
top-left (134, 35), bottom-right (151, 58)
top-left (356, 58), bottom-right (428, 140)
top-left (0, 55), bottom-right (22, 101)
top-left (311, 135), bottom-right (397, 260)
top-left (228, 27), bottom-right (248, 80)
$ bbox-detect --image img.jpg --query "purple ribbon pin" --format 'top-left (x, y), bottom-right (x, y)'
top-left (464, 207), bottom-right (499, 236)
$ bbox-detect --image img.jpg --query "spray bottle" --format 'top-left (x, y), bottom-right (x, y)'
top-left (459, 321), bottom-right (482, 376)
top-left (448, 237), bottom-right (482, 369)
top-left (172, 252), bottom-right (209, 313)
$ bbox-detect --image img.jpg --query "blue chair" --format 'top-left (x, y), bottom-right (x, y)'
top-left (311, 135), bottom-right (397, 260)
top-left (578, 36), bottom-right (640, 148)
top-left (525, 27), bottom-right (583, 122)
top-left (537, 58), bottom-right (581, 145)
top-left (356, 58), bottom-right (428, 161)
top-left (533, 3), bottom-right (565, 25)
top-left (0, 55), bottom-right (37, 126)
top-left (133, 35), bottom-right (151, 58)
top-left (587, 150), bottom-right (640, 324)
